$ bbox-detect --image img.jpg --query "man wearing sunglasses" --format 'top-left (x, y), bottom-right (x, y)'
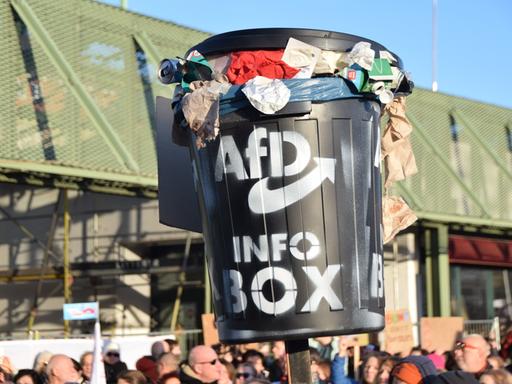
top-left (179, 345), bottom-right (223, 384)
top-left (453, 334), bottom-right (491, 378)
top-left (103, 342), bottom-right (128, 384)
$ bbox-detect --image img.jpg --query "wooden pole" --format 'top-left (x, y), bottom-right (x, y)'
top-left (285, 339), bottom-right (311, 384)
top-left (353, 340), bottom-right (361, 381)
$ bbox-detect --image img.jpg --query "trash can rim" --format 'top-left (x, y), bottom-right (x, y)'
top-left (187, 27), bottom-right (403, 68)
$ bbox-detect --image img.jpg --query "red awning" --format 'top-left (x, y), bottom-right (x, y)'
top-left (449, 235), bottom-right (511, 267)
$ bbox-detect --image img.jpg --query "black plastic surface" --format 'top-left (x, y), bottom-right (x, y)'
top-left (188, 28), bottom-right (403, 69)
top-left (155, 97), bottom-right (202, 233)
top-left (191, 98), bottom-right (385, 343)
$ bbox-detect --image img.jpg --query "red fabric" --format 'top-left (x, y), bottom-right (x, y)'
top-left (226, 49), bottom-right (300, 84)
top-left (135, 356), bottom-right (158, 384)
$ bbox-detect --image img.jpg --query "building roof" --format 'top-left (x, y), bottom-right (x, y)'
top-left (394, 88), bottom-right (512, 227)
top-left (0, 0), bottom-right (209, 197)
top-left (0, 0), bottom-right (511, 226)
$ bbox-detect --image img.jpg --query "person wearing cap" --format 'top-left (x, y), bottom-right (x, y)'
top-left (391, 355), bottom-right (437, 384)
top-left (453, 335), bottom-right (491, 378)
top-left (179, 345), bottom-right (223, 384)
top-left (103, 342), bottom-right (127, 384)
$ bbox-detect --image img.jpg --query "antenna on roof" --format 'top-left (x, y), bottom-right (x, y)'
top-left (432, 0), bottom-right (438, 92)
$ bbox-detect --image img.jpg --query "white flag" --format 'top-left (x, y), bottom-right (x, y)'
top-left (91, 320), bottom-right (106, 384)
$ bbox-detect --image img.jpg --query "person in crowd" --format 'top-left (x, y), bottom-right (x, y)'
top-left (443, 351), bottom-right (459, 372)
top-left (159, 372), bottom-right (180, 384)
top-left (245, 380), bottom-right (271, 384)
top-left (0, 355), bottom-right (15, 384)
top-left (242, 351), bottom-right (267, 379)
top-left (310, 348), bottom-right (322, 384)
top-left (488, 356), bottom-right (506, 370)
top-left (453, 335), bottom-right (491, 378)
top-left (314, 337), bottom-right (335, 361)
top-left (377, 356), bottom-right (398, 384)
top-left (235, 363), bottom-right (256, 384)
top-left (317, 361), bottom-right (331, 384)
top-left (70, 360), bottom-right (82, 383)
top-left (79, 352), bottom-right (93, 383)
top-left (434, 371), bottom-right (480, 384)
top-left (409, 347), bottom-right (429, 356)
top-left (157, 353), bottom-right (179, 379)
top-left (390, 355), bottom-right (437, 384)
top-left (117, 370), bottom-right (147, 384)
top-left (46, 355), bottom-right (81, 384)
top-left (256, 344), bottom-right (271, 363)
top-left (13, 369), bottom-right (42, 384)
top-left (137, 341), bottom-right (171, 384)
top-left (218, 360), bottom-right (234, 384)
top-left (33, 351), bottom-right (52, 383)
top-left (267, 341), bottom-right (286, 384)
top-left (179, 345), bottom-right (223, 384)
top-left (164, 340), bottom-right (182, 362)
top-left (479, 369), bottom-right (512, 384)
top-left (310, 350), bottom-right (330, 384)
top-left (103, 342), bottom-right (128, 384)
top-left (427, 352), bottom-right (446, 372)
top-left (332, 336), bottom-right (381, 384)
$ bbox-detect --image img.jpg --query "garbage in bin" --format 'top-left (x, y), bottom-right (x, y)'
top-left (157, 28), bottom-right (417, 343)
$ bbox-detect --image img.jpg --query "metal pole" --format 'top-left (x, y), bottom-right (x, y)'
top-left (285, 339), bottom-right (312, 384)
top-left (63, 189), bottom-right (71, 337)
top-left (0, 206), bottom-right (60, 263)
top-left (27, 190), bottom-right (63, 333)
top-left (204, 253), bottom-right (211, 314)
top-left (432, 0), bottom-right (438, 92)
top-left (170, 233), bottom-right (192, 332)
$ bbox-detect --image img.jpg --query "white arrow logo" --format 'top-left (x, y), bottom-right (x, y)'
top-left (248, 157), bottom-right (336, 214)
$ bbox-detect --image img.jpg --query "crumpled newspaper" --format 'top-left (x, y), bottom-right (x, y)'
top-left (348, 41), bottom-right (375, 71)
top-left (242, 76), bottom-right (291, 114)
top-left (382, 195), bottom-right (417, 244)
top-left (381, 96), bottom-right (417, 187)
top-left (181, 73), bottom-right (231, 148)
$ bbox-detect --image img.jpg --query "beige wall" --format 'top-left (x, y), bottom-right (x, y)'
top-left (0, 184), bottom-right (193, 337)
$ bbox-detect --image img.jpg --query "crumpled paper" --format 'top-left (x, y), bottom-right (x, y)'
top-left (348, 41), bottom-right (375, 71)
top-left (242, 76), bottom-right (291, 114)
top-left (182, 73), bottom-right (231, 148)
top-left (381, 96), bottom-right (417, 187)
top-left (382, 195), bottom-right (417, 244)
top-left (314, 50), bottom-right (346, 74)
top-left (282, 38), bottom-right (321, 79)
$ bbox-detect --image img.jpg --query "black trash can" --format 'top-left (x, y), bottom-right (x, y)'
top-left (179, 29), bottom-right (405, 343)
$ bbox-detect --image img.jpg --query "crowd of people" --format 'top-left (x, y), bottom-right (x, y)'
top-left (1, 333), bottom-right (512, 384)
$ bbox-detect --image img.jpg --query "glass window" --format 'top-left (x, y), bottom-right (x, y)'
top-left (451, 265), bottom-right (512, 322)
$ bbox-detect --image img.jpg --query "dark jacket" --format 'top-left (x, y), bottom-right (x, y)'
top-left (104, 361), bottom-right (128, 384)
top-left (179, 363), bottom-right (217, 384)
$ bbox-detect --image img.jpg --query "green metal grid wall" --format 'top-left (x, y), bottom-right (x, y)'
top-left (0, 0), bottom-right (511, 225)
top-left (0, 0), bottom-right (209, 184)
top-left (394, 88), bottom-right (512, 224)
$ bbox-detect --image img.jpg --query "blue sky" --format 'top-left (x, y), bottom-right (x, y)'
top-left (100, 0), bottom-right (511, 109)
